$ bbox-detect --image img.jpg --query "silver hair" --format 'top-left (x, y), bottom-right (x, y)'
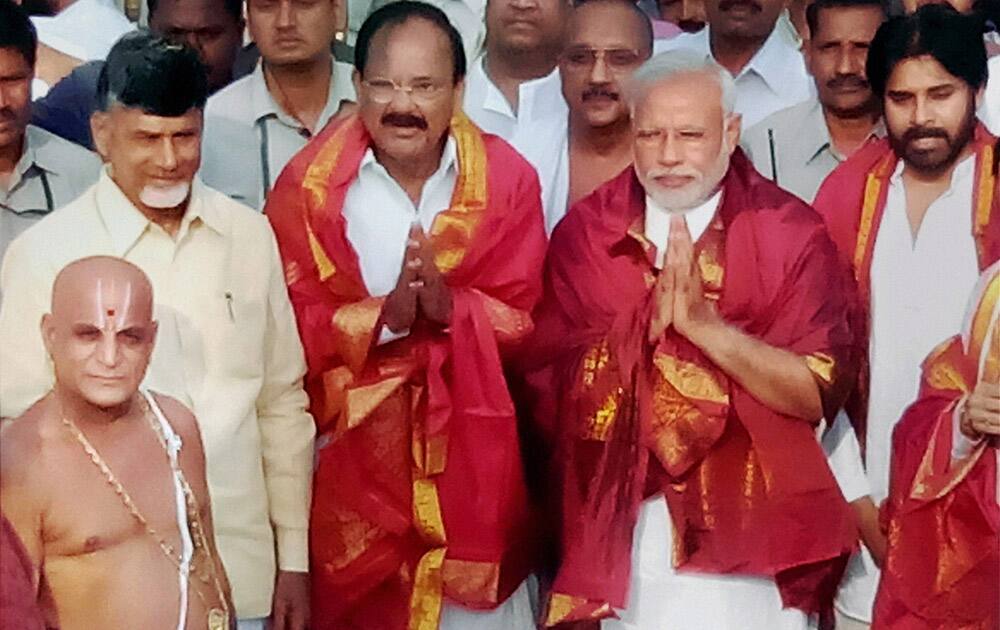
top-left (626, 50), bottom-right (737, 116)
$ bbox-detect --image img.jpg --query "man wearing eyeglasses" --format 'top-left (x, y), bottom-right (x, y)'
top-left (264, 2), bottom-right (547, 629)
top-left (0, 0), bottom-right (100, 264)
top-left (519, 0), bottom-right (652, 232)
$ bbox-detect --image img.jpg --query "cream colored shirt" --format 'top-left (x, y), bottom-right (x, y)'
top-left (0, 171), bottom-right (315, 619)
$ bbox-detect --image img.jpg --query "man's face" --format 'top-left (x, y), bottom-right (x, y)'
top-left (560, 3), bottom-right (651, 130)
top-left (806, 5), bottom-right (883, 117)
top-left (43, 270), bottom-right (157, 410)
top-left (884, 55), bottom-right (979, 175)
top-left (901, 0), bottom-right (974, 13)
top-left (658, 0), bottom-right (707, 32)
top-left (91, 106), bottom-right (203, 214)
top-left (486, 0), bottom-right (569, 56)
top-left (247, 0), bottom-right (343, 67)
top-left (704, 0), bottom-right (785, 41)
top-left (0, 47), bottom-right (32, 155)
top-left (149, 0), bottom-right (244, 92)
top-left (632, 73), bottom-right (740, 210)
top-left (355, 19), bottom-right (462, 168)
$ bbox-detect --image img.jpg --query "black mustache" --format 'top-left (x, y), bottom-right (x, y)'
top-left (902, 126), bottom-right (949, 144)
top-left (827, 74), bottom-right (868, 90)
top-left (0, 108), bottom-right (14, 121)
top-left (381, 113), bottom-right (428, 130)
top-left (582, 87), bottom-right (620, 101)
top-left (719, 0), bottom-right (761, 12)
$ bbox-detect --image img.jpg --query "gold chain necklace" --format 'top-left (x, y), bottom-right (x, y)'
top-left (61, 397), bottom-right (231, 630)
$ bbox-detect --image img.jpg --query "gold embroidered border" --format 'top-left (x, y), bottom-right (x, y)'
top-left (544, 593), bottom-right (613, 626)
top-left (974, 143), bottom-right (995, 264)
top-left (583, 387), bottom-right (623, 442)
top-left (412, 478), bottom-right (447, 546)
top-left (408, 548), bottom-right (447, 630)
top-left (442, 559), bottom-right (500, 606)
top-left (331, 296), bottom-right (384, 374)
top-left (854, 162), bottom-right (888, 277)
top-left (653, 352), bottom-right (729, 405)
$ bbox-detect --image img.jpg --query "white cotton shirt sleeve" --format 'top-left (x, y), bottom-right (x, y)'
top-left (822, 410), bottom-right (871, 503)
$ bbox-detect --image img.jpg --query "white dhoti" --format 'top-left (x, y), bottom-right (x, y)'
top-left (440, 579), bottom-right (537, 629)
top-left (604, 496), bottom-right (816, 630)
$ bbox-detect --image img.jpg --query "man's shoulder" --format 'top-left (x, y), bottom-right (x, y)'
top-left (198, 181), bottom-right (270, 232)
top-left (27, 126), bottom-right (102, 173)
top-left (552, 167), bottom-right (638, 250)
top-left (1, 401), bottom-right (56, 481)
top-left (813, 138), bottom-right (893, 208)
top-left (12, 187), bottom-right (99, 247)
top-left (205, 73), bottom-right (256, 119)
top-left (745, 99), bottom-right (817, 143)
top-left (481, 131), bottom-right (537, 176)
top-left (148, 392), bottom-right (203, 451)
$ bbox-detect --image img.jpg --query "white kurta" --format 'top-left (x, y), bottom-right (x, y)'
top-left (604, 192), bottom-right (812, 630)
top-left (834, 155), bottom-right (981, 623)
top-left (340, 137), bottom-right (536, 628)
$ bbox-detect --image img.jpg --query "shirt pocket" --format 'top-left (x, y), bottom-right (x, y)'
top-left (208, 287), bottom-right (268, 381)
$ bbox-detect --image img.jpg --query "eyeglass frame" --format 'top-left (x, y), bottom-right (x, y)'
top-left (559, 47), bottom-right (647, 73)
top-left (360, 78), bottom-right (452, 104)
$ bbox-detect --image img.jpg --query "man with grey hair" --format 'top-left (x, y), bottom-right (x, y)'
top-left (519, 49), bottom-right (858, 629)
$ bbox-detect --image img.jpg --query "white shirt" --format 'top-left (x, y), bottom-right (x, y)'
top-left (31, 0), bottom-right (133, 61)
top-left (982, 56), bottom-right (999, 135)
top-left (0, 171), bottom-right (316, 618)
top-left (654, 26), bottom-right (813, 128)
top-left (200, 59), bottom-right (356, 210)
top-left (516, 114), bottom-right (569, 233)
top-left (644, 189), bottom-right (719, 261)
top-left (835, 155), bottom-right (981, 622)
top-left (463, 56), bottom-right (569, 144)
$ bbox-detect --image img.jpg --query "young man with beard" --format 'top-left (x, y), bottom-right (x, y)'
top-left (264, 3), bottom-right (546, 628)
top-left (813, 6), bottom-right (999, 628)
top-left (654, 0), bottom-right (813, 127)
top-left (0, 33), bottom-right (316, 630)
top-left (742, 0), bottom-right (885, 203)
top-left (518, 0), bottom-right (652, 232)
top-left (521, 50), bottom-right (857, 629)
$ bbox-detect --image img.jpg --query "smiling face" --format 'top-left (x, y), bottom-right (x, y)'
top-left (632, 72), bottom-right (739, 211)
top-left (355, 17), bottom-right (462, 167)
top-left (884, 54), bottom-right (979, 176)
top-left (91, 105), bottom-right (203, 215)
top-left (559, 1), bottom-right (652, 129)
top-left (43, 258), bottom-right (157, 411)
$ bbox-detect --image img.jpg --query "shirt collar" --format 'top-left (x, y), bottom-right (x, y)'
top-left (802, 100), bottom-right (885, 164)
top-left (359, 135), bottom-right (458, 180)
top-left (95, 168), bottom-right (222, 256)
top-left (889, 151), bottom-right (976, 193)
top-left (474, 55), bottom-right (563, 119)
top-left (696, 25), bottom-right (800, 95)
top-left (250, 58), bottom-right (355, 128)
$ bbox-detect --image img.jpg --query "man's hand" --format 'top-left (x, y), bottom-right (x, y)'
top-left (666, 215), bottom-right (723, 345)
top-left (960, 380), bottom-right (1000, 438)
top-left (383, 225), bottom-right (422, 332)
top-left (413, 228), bottom-right (452, 327)
top-left (270, 570), bottom-right (310, 630)
top-left (648, 262), bottom-right (674, 344)
top-left (851, 496), bottom-right (887, 568)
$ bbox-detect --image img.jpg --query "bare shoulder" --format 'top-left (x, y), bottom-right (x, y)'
top-left (147, 392), bottom-right (204, 453)
top-left (1, 398), bottom-right (60, 499)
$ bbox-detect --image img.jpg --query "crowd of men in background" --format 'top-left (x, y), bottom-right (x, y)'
top-left (0, 0), bottom-right (997, 628)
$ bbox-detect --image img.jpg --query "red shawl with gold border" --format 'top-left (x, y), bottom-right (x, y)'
top-left (872, 263), bottom-right (999, 630)
top-left (265, 113), bottom-right (547, 630)
top-left (520, 151), bottom-right (858, 625)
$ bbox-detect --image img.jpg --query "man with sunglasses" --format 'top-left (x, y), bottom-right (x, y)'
top-left (520, 0), bottom-right (652, 232)
top-left (0, 0), bottom-right (99, 263)
top-left (264, 3), bottom-right (547, 628)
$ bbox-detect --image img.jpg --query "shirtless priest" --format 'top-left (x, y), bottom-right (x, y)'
top-left (0, 256), bottom-right (234, 630)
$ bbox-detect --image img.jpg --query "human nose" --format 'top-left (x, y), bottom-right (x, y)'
top-left (657, 132), bottom-right (682, 166)
top-left (912, 94), bottom-right (934, 127)
top-left (157, 137), bottom-right (179, 170)
top-left (589, 51), bottom-right (611, 83)
top-left (277, 0), bottom-right (295, 27)
top-left (96, 333), bottom-right (121, 367)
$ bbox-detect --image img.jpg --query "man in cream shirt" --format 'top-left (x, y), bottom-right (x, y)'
top-left (200, 0), bottom-right (356, 211)
top-left (0, 32), bottom-right (315, 630)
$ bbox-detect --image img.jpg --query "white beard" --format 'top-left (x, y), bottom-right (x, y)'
top-left (139, 182), bottom-right (190, 209)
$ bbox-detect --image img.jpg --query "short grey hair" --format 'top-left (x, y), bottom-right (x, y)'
top-left (626, 50), bottom-right (737, 116)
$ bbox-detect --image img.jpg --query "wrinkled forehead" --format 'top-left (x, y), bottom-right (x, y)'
top-left (51, 274), bottom-right (154, 331)
top-left (634, 74), bottom-right (725, 126)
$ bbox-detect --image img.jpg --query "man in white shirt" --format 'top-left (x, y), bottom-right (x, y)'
top-left (0, 32), bottom-right (316, 630)
top-left (265, 3), bottom-right (547, 628)
top-left (201, 0), bottom-right (356, 210)
top-left (742, 0), bottom-right (885, 203)
top-left (655, 0), bottom-right (813, 127)
top-left (0, 1), bottom-right (101, 260)
top-left (518, 0), bottom-right (652, 232)
top-left (813, 7), bottom-right (997, 628)
top-left (463, 0), bottom-right (570, 142)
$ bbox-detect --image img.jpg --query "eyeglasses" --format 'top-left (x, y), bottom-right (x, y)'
top-left (561, 47), bottom-right (644, 73)
top-left (362, 79), bottom-right (447, 104)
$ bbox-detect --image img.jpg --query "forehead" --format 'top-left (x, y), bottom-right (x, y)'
top-left (153, 0), bottom-right (234, 28)
top-left (886, 55), bottom-right (966, 92)
top-left (110, 106), bottom-right (203, 132)
top-left (366, 18), bottom-right (454, 79)
top-left (0, 47), bottom-right (31, 76)
top-left (567, 3), bottom-right (648, 48)
top-left (634, 74), bottom-right (724, 126)
top-left (813, 5), bottom-right (884, 40)
top-left (53, 275), bottom-right (152, 326)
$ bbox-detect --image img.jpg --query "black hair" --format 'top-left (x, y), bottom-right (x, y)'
top-left (573, 0), bottom-right (654, 53)
top-left (147, 0), bottom-right (244, 22)
top-left (355, 1), bottom-right (467, 83)
top-left (96, 30), bottom-right (209, 115)
top-left (866, 3), bottom-right (987, 98)
top-left (805, 0), bottom-right (886, 40)
top-left (0, 0), bottom-right (37, 67)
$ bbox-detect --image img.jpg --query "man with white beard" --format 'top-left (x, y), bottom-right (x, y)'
top-left (0, 31), bottom-right (316, 630)
top-left (519, 50), bottom-right (857, 629)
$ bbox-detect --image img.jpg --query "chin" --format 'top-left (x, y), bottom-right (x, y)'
top-left (79, 384), bottom-right (135, 410)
